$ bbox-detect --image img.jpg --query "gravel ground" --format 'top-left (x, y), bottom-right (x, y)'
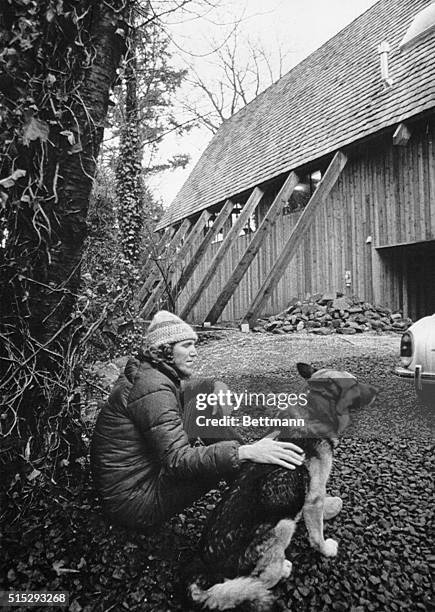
top-left (2, 332), bottom-right (433, 612)
top-left (193, 330), bottom-right (433, 441)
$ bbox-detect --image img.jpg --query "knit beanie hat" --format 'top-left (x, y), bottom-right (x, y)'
top-left (145, 310), bottom-right (198, 348)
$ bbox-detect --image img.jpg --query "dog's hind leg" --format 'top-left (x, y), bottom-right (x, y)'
top-left (303, 453), bottom-right (338, 558)
top-left (190, 520), bottom-right (298, 611)
top-left (249, 518), bottom-right (297, 589)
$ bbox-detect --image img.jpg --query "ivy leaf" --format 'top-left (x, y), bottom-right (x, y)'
top-left (60, 130), bottom-right (75, 145)
top-left (68, 143), bottom-right (83, 154)
top-left (27, 469), bottom-right (41, 481)
top-left (77, 557), bottom-right (86, 569)
top-left (52, 560), bottom-right (79, 576)
top-left (46, 8), bottom-right (56, 22)
top-left (0, 169), bottom-right (26, 188)
top-left (22, 117), bottom-right (50, 145)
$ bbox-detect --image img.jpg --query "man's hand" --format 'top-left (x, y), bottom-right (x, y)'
top-left (238, 438), bottom-right (305, 469)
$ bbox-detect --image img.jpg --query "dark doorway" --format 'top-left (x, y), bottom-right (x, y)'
top-left (378, 240), bottom-right (435, 320)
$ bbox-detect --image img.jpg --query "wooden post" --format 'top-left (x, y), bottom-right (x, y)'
top-left (174, 210), bottom-right (211, 264)
top-left (401, 250), bottom-right (409, 319)
top-left (370, 185), bottom-right (382, 306)
top-left (173, 200), bottom-right (234, 302)
top-left (245, 151), bottom-right (348, 325)
top-left (139, 213), bottom-right (210, 318)
top-left (393, 123), bottom-right (411, 146)
top-left (170, 209), bottom-right (211, 295)
top-left (144, 226), bottom-right (173, 269)
top-left (180, 187), bottom-right (264, 320)
top-left (138, 226), bottom-right (175, 301)
top-left (139, 218), bottom-right (191, 309)
top-left (138, 219), bottom-right (190, 302)
top-left (205, 172), bottom-right (299, 324)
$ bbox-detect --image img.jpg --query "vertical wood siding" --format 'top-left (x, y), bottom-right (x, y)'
top-left (176, 118), bottom-right (434, 322)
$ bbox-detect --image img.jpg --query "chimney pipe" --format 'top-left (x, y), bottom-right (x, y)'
top-left (377, 41), bottom-right (394, 87)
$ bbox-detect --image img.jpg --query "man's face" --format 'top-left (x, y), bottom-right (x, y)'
top-left (172, 339), bottom-right (197, 377)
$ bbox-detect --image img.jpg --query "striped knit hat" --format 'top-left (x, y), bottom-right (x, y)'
top-left (145, 310), bottom-right (197, 348)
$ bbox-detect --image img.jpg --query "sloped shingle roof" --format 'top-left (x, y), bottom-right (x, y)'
top-left (158, 0), bottom-right (435, 229)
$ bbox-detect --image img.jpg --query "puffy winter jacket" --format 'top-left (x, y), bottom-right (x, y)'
top-left (90, 357), bottom-right (241, 529)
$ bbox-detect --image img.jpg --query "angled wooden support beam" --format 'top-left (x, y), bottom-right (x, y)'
top-left (245, 151), bottom-right (348, 326)
top-left (173, 209), bottom-right (211, 266)
top-left (167, 209), bottom-right (212, 300)
top-left (138, 226), bottom-right (175, 301)
top-left (180, 187), bottom-right (264, 320)
top-left (205, 172), bottom-right (300, 325)
top-left (139, 220), bottom-right (190, 302)
top-left (158, 218), bottom-right (192, 264)
top-left (144, 226), bottom-right (175, 271)
top-left (393, 123), bottom-right (411, 146)
top-left (139, 277), bottom-right (170, 319)
top-left (149, 226), bottom-right (172, 258)
top-left (173, 200), bottom-right (234, 302)
top-left (138, 226), bottom-right (180, 301)
top-left (140, 210), bottom-right (210, 318)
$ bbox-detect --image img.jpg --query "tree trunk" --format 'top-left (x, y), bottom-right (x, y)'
top-left (0, 0), bottom-right (129, 472)
top-left (32, 3), bottom-right (127, 345)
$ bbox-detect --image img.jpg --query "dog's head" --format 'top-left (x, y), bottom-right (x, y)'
top-left (297, 362), bottom-right (377, 438)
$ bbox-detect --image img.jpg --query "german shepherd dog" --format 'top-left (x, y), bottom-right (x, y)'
top-left (188, 363), bottom-right (377, 611)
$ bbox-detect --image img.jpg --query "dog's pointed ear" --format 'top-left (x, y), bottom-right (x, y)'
top-left (297, 362), bottom-right (316, 379)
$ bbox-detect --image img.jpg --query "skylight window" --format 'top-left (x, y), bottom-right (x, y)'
top-left (399, 2), bottom-right (435, 50)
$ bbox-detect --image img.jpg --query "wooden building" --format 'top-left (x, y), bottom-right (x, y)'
top-left (145, 0), bottom-right (435, 324)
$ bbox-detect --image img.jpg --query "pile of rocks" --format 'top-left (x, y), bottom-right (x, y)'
top-left (254, 293), bottom-right (412, 335)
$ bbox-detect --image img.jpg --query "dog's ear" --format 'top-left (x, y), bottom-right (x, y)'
top-left (358, 383), bottom-right (378, 407)
top-left (297, 362), bottom-right (317, 379)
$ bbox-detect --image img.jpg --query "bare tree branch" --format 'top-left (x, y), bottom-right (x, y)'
top-left (182, 28), bottom-right (289, 133)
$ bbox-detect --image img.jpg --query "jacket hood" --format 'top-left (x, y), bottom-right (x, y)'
top-left (124, 356), bottom-right (181, 386)
top-left (124, 357), bottom-right (140, 383)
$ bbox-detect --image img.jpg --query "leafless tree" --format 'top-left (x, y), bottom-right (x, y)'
top-left (181, 28), bottom-right (290, 133)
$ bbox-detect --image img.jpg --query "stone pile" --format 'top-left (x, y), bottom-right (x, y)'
top-left (254, 293), bottom-right (412, 335)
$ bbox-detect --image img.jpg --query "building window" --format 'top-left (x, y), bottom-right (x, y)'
top-left (206, 213), bottom-right (224, 244)
top-left (282, 170), bottom-right (322, 215)
top-left (231, 203), bottom-right (258, 236)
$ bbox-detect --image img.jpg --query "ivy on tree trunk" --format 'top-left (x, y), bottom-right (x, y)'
top-left (116, 19), bottom-right (145, 269)
top-left (0, 0), bottom-right (129, 476)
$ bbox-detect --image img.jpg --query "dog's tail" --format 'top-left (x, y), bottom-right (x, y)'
top-left (189, 575), bottom-right (274, 611)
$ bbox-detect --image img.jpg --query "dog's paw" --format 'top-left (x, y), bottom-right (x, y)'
top-left (281, 559), bottom-right (293, 578)
top-left (322, 538), bottom-right (338, 557)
